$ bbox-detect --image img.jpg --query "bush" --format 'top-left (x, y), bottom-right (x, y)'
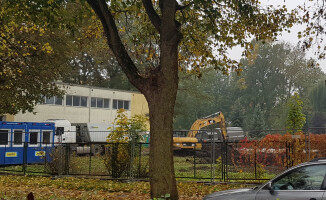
top-left (45, 146), bottom-right (67, 175)
top-left (102, 143), bottom-right (130, 178)
top-left (102, 109), bottom-right (149, 178)
top-left (45, 145), bottom-right (79, 175)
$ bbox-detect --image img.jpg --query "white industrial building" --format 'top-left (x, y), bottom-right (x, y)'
top-left (10, 83), bottom-right (149, 125)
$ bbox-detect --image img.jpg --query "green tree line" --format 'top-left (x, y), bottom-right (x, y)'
top-left (174, 42), bottom-right (326, 138)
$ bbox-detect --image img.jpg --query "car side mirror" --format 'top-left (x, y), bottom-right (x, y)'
top-left (265, 182), bottom-right (274, 193)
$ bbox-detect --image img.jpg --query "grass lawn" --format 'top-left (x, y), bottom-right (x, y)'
top-left (0, 154), bottom-right (278, 183)
top-left (0, 175), bottom-right (252, 199)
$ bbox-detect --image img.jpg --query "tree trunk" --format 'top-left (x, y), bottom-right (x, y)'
top-left (86, 0), bottom-right (180, 198)
top-left (144, 11), bottom-right (180, 197)
top-left (142, 28), bottom-right (180, 198)
top-left (146, 89), bottom-right (178, 199)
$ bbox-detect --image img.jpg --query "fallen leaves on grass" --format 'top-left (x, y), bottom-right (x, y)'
top-left (0, 175), bottom-right (249, 199)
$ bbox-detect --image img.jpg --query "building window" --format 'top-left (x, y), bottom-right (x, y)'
top-left (113, 100), bottom-right (118, 109)
top-left (73, 96), bottom-right (80, 106)
top-left (55, 97), bottom-right (63, 105)
top-left (118, 100), bottom-right (123, 109)
top-left (42, 131), bottom-right (51, 144)
top-left (66, 95), bottom-right (73, 106)
top-left (45, 96), bottom-right (54, 104)
top-left (81, 96), bottom-right (88, 107)
top-left (29, 131), bottom-right (38, 145)
top-left (113, 99), bottom-right (130, 110)
top-left (124, 101), bottom-right (130, 110)
top-left (45, 96), bottom-right (63, 105)
top-left (104, 99), bottom-right (110, 108)
top-left (91, 98), bottom-right (96, 108)
top-left (13, 130), bottom-right (23, 145)
top-left (0, 130), bottom-right (9, 145)
top-left (91, 97), bottom-right (110, 109)
top-left (97, 98), bottom-right (104, 108)
top-left (66, 95), bottom-right (88, 107)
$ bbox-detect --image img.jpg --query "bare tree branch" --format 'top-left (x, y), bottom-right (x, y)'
top-left (87, 0), bottom-right (145, 88)
top-left (142, 0), bottom-right (161, 31)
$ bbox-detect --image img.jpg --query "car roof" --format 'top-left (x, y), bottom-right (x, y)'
top-left (308, 157), bottom-right (326, 163)
top-left (293, 158), bottom-right (326, 168)
top-left (269, 158), bottom-right (326, 180)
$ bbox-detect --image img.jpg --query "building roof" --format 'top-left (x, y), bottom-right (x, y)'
top-left (56, 82), bottom-right (141, 94)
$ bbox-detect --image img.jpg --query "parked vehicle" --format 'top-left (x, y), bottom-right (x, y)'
top-left (0, 121), bottom-right (55, 165)
top-left (0, 119), bottom-right (149, 165)
top-left (46, 120), bottom-right (112, 155)
top-left (204, 158), bottom-right (326, 200)
top-left (47, 119), bottom-right (149, 154)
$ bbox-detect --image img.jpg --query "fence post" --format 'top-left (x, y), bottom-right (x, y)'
top-left (210, 128), bottom-right (214, 183)
top-left (65, 144), bottom-right (69, 175)
top-left (305, 131), bottom-right (308, 162)
top-left (222, 140), bottom-right (227, 182)
top-left (23, 142), bottom-right (27, 175)
top-left (89, 143), bottom-right (92, 175)
top-left (138, 143), bottom-right (141, 178)
top-left (221, 141), bottom-right (224, 182)
top-left (286, 142), bottom-right (289, 169)
top-left (254, 141), bottom-right (257, 180)
top-left (193, 142), bottom-right (196, 179)
top-left (308, 132), bottom-right (311, 161)
top-left (225, 141), bottom-right (228, 182)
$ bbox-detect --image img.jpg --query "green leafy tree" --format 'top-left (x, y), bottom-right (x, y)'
top-left (103, 109), bottom-right (148, 178)
top-left (61, 14), bottom-right (135, 90)
top-left (308, 80), bottom-right (326, 132)
top-left (108, 108), bottom-right (148, 143)
top-left (310, 80), bottom-right (326, 113)
top-left (235, 42), bottom-right (323, 130)
top-left (173, 41), bottom-right (324, 134)
top-left (0, 0), bottom-right (94, 114)
top-left (174, 68), bottom-right (237, 129)
top-left (245, 104), bottom-right (267, 138)
top-left (286, 93), bottom-right (306, 134)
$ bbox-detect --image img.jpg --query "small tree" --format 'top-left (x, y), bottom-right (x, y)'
top-left (103, 109), bottom-right (148, 178)
top-left (287, 93), bottom-right (306, 134)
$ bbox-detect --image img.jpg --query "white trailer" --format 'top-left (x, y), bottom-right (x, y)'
top-left (45, 119), bottom-right (77, 144)
top-left (45, 119), bottom-right (111, 155)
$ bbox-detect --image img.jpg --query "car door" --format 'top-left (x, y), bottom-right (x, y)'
top-left (256, 164), bottom-right (326, 200)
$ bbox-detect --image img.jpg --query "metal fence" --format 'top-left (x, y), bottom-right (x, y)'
top-left (1, 128), bottom-right (326, 183)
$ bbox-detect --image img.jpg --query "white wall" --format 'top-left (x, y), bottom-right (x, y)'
top-left (14, 84), bottom-right (138, 124)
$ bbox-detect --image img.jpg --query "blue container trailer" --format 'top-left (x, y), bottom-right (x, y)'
top-left (0, 121), bottom-right (55, 165)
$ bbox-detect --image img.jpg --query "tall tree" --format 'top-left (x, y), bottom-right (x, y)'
top-left (309, 80), bottom-right (326, 131)
top-left (86, 0), bottom-right (294, 198)
top-left (0, 0), bottom-right (93, 114)
top-left (237, 42), bottom-right (323, 130)
top-left (287, 93), bottom-right (306, 134)
top-left (62, 14), bottom-right (135, 90)
top-left (174, 69), bottom-right (233, 129)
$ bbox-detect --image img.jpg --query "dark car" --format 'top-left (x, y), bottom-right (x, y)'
top-left (204, 158), bottom-right (326, 200)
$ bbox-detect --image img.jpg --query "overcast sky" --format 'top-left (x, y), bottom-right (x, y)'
top-left (229, 0), bottom-right (326, 73)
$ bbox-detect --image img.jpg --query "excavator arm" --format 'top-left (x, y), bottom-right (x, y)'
top-left (187, 112), bottom-right (227, 141)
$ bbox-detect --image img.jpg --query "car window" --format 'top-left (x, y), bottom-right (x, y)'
top-left (271, 164), bottom-right (326, 190)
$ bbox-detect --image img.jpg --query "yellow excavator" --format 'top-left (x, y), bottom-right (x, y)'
top-left (173, 112), bottom-right (227, 151)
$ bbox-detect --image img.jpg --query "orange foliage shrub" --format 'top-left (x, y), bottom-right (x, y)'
top-left (233, 133), bottom-right (326, 170)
